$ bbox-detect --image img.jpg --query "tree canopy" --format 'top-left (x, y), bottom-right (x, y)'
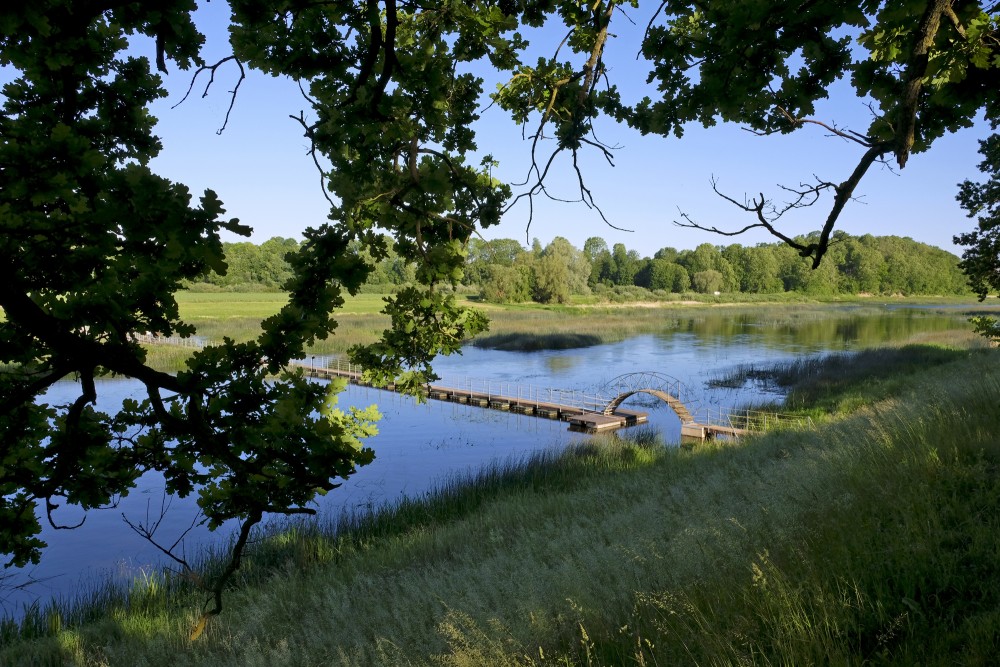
top-left (621, 1), bottom-right (1000, 265)
top-left (955, 134), bottom-right (1000, 336)
top-left (190, 232), bottom-right (970, 301)
top-left (2, 0), bottom-right (997, 622)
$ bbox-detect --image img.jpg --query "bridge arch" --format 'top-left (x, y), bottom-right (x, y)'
top-left (600, 373), bottom-right (695, 424)
top-left (602, 389), bottom-right (694, 423)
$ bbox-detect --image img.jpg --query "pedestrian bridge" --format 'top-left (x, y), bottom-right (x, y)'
top-left (600, 372), bottom-right (694, 421)
top-left (597, 372), bottom-right (751, 439)
top-left (293, 362), bottom-right (808, 440)
top-left (136, 336), bottom-right (806, 438)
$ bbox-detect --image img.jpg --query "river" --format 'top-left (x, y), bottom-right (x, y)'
top-left (0, 304), bottom-right (979, 617)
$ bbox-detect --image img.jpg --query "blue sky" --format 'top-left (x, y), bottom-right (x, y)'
top-left (140, 5), bottom-right (991, 257)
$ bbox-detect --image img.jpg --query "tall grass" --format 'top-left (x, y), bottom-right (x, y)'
top-left (4, 344), bottom-right (1000, 665)
top-left (710, 342), bottom-right (978, 417)
top-left (595, 352), bottom-right (1000, 666)
top-left (0, 430), bottom-right (666, 664)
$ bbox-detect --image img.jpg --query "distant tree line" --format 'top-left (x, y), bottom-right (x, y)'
top-left (191, 235), bottom-right (416, 291)
top-left (192, 232), bottom-right (970, 301)
top-left (191, 237), bottom-right (299, 290)
top-left (465, 232), bottom-right (970, 303)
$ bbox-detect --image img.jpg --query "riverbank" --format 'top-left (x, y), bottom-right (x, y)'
top-left (3, 337), bottom-right (998, 665)
top-left (142, 292), bottom-right (996, 365)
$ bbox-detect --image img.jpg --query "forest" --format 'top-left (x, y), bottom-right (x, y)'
top-left (193, 232), bottom-right (971, 302)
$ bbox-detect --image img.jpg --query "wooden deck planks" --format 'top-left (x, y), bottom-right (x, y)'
top-left (294, 363), bottom-right (649, 433)
top-left (296, 363), bottom-right (753, 439)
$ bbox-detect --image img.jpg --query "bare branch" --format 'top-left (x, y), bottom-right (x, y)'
top-left (811, 142), bottom-right (892, 265)
top-left (681, 134), bottom-right (892, 266)
top-left (642, 1), bottom-right (669, 50)
top-left (579, 136), bottom-right (618, 165)
top-left (571, 148), bottom-right (632, 232)
top-left (675, 208), bottom-right (775, 238)
top-left (504, 2), bottom-right (628, 237)
top-left (45, 498), bottom-right (86, 531)
top-left (296, 79), bottom-right (317, 106)
top-left (171, 56), bottom-right (246, 134)
top-left (122, 494), bottom-right (205, 572)
top-left (614, 3), bottom-right (637, 26)
top-left (678, 179), bottom-right (809, 251)
top-left (747, 106), bottom-right (877, 149)
top-left (682, 94), bottom-right (897, 265)
top-left (290, 112), bottom-right (336, 208)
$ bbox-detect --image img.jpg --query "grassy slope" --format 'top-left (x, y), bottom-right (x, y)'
top-left (4, 338), bottom-right (1000, 665)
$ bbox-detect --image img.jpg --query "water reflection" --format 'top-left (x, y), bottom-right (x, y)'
top-left (657, 307), bottom-right (967, 351)
top-left (544, 355), bottom-right (580, 373)
top-left (1, 304), bottom-right (976, 616)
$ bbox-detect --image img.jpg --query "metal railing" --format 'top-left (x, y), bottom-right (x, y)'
top-left (148, 351), bottom-right (815, 434)
top-left (601, 372), bottom-right (688, 406)
top-left (299, 357), bottom-right (363, 375)
top-left (435, 376), bottom-right (608, 412)
top-left (296, 360), bottom-right (611, 412)
top-left (131, 333), bottom-right (205, 348)
top-left (695, 406), bottom-right (813, 433)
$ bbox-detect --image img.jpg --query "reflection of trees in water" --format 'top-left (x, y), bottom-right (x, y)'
top-left (545, 356), bottom-right (580, 373)
top-left (663, 308), bottom-right (967, 350)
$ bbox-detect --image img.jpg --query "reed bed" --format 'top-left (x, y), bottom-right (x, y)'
top-left (146, 294), bottom-right (977, 369)
top-left (467, 332), bottom-right (604, 351)
top-left (710, 342), bottom-right (976, 417)
top-left (3, 342), bottom-right (999, 665)
top-left (470, 303), bottom-right (812, 351)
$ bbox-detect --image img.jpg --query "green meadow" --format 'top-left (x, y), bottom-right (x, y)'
top-left (175, 291), bottom-right (395, 317)
top-left (4, 299), bottom-right (1000, 665)
top-left (161, 291), bottom-right (985, 361)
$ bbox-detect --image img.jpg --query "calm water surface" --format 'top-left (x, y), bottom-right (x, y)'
top-left (0, 305), bottom-right (975, 615)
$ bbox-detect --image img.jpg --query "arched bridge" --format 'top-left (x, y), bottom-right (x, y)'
top-left (600, 372), bottom-right (695, 424)
top-left (292, 360), bottom-right (806, 439)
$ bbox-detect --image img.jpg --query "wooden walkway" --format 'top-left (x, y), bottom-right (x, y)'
top-left (295, 363), bottom-right (648, 433)
top-left (292, 362), bottom-right (810, 439)
top-left (680, 423), bottom-right (748, 440)
top-left (135, 337), bottom-right (811, 440)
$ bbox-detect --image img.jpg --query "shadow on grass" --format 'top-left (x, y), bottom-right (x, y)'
top-left (0, 430), bottom-right (663, 663)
